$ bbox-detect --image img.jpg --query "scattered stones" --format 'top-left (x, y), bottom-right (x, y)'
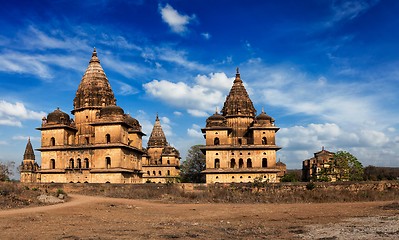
top-left (37, 194), bottom-right (65, 204)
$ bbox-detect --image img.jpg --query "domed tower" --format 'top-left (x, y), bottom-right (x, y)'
top-left (221, 68), bottom-right (256, 145)
top-left (72, 48), bottom-right (117, 145)
top-left (20, 138), bottom-right (40, 183)
top-left (36, 49), bottom-right (145, 184)
top-left (142, 114), bottom-right (180, 183)
top-left (201, 69), bottom-right (283, 184)
top-left (148, 114), bottom-right (168, 148)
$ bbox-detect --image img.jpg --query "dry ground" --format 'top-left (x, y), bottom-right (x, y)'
top-left (0, 194), bottom-right (398, 240)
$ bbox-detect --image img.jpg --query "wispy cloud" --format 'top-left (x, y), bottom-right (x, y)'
top-left (159, 4), bottom-right (196, 34)
top-left (20, 26), bottom-right (91, 51)
top-left (326, 0), bottom-right (380, 26)
top-left (113, 80), bottom-right (139, 96)
top-left (201, 32), bottom-right (211, 40)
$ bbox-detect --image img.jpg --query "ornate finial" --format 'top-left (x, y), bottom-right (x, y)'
top-left (156, 113), bottom-right (159, 121)
top-left (234, 67), bottom-right (242, 83)
top-left (93, 47), bottom-right (97, 55)
top-left (261, 106), bottom-right (265, 113)
top-left (215, 106), bottom-right (218, 114)
top-left (322, 146), bottom-right (325, 151)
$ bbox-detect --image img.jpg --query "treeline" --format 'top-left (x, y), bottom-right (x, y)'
top-left (363, 166), bottom-right (399, 181)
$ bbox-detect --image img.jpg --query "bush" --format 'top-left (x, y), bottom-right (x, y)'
top-left (306, 182), bottom-right (316, 190)
top-left (56, 188), bottom-right (66, 196)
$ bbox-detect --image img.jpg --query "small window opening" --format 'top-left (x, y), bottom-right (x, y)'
top-left (214, 159), bottom-right (220, 168)
top-left (106, 157), bottom-right (111, 169)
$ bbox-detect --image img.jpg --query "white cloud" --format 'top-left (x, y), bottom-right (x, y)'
top-left (159, 4), bottom-right (195, 34)
top-left (278, 122), bottom-right (398, 168)
top-left (0, 119), bottom-right (22, 127)
top-left (143, 77), bottom-right (226, 117)
top-left (187, 124), bottom-right (203, 138)
top-left (173, 111), bottom-right (182, 116)
top-left (0, 100), bottom-right (45, 119)
top-left (195, 72), bottom-right (233, 91)
top-left (0, 101), bottom-right (45, 128)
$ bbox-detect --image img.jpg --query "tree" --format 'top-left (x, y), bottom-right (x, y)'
top-left (0, 161), bottom-right (15, 181)
top-left (180, 145), bottom-right (206, 183)
top-left (334, 151), bottom-right (363, 181)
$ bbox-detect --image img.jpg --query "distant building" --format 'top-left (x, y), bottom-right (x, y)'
top-left (142, 115), bottom-right (181, 183)
top-left (19, 138), bottom-right (40, 183)
top-left (302, 147), bottom-right (344, 182)
top-left (201, 69), bottom-right (285, 183)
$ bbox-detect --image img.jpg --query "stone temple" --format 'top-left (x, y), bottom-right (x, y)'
top-left (201, 69), bottom-right (286, 183)
top-left (20, 49), bottom-right (180, 183)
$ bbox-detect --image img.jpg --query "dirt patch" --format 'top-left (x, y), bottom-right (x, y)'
top-left (0, 194), bottom-right (398, 239)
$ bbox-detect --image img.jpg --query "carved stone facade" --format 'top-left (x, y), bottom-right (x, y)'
top-left (31, 49), bottom-right (145, 183)
top-left (302, 147), bottom-right (341, 182)
top-left (19, 138), bottom-right (40, 183)
top-left (142, 115), bottom-right (180, 183)
top-left (201, 69), bottom-right (285, 183)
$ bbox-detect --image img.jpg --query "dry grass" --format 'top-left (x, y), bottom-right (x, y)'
top-left (2, 181), bottom-right (398, 208)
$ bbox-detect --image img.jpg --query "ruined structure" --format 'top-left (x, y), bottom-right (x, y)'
top-left (142, 115), bottom-right (181, 183)
top-left (19, 138), bottom-right (40, 183)
top-left (201, 69), bottom-right (285, 183)
top-left (302, 147), bottom-right (340, 182)
top-left (32, 49), bottom-right (145, 183)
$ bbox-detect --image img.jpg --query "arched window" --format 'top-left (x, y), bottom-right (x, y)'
top-left (106, 157), bottom-right (111, 169)
top-left (214, 159), bottom-right (220, 168)
top-left (167, 170), bottom-right (170, 176)
top-left (262, 137), bottom-right (267, 145)
top-left (160, 159), bottom-right (163, 165)
top-left (69, 158), bottom-right (74, 169)
top-left (239, 159), bottom-right (244, 168)
top-left (238, 138), bottom-right (242, 145)
top-left (214, 137), bottom-right (220, 145)
top-left (153, 171), bottom-right (156, 175)
top-left (50, 159), bottom-right (55, 169)
top-left (167, 160), bottom-right (170, 165)
top-left (147, 171), bottom-right (150, 175)
top-left (230, 159), bottom-right (236, 168)
top-left (84, 158), bottom-right (89, 168)
top-left (247, 158), bottom-right (252, 168)
top-left (262, 158), bottom-right (268, 168)
top-left (159, 171), bottom-right (162, 176)
top-left (50, 137), bottom-right (55, 146)
top-left (106, 134), bottom-right (111, 144)
top-left (77, 158), bottom-right (82, 169)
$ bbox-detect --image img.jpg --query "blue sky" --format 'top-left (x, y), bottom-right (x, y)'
top-left (1, 0), bottom-right (398, 177)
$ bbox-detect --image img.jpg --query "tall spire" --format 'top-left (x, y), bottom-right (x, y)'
top-left (147, 115), bottom-right (168, 147)
top-left (73, 48), bottom-right (116, 112)
top-left (23, 138), bottom-right (35, 160)
top-left (221, 69), bottom-right (256, 117)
